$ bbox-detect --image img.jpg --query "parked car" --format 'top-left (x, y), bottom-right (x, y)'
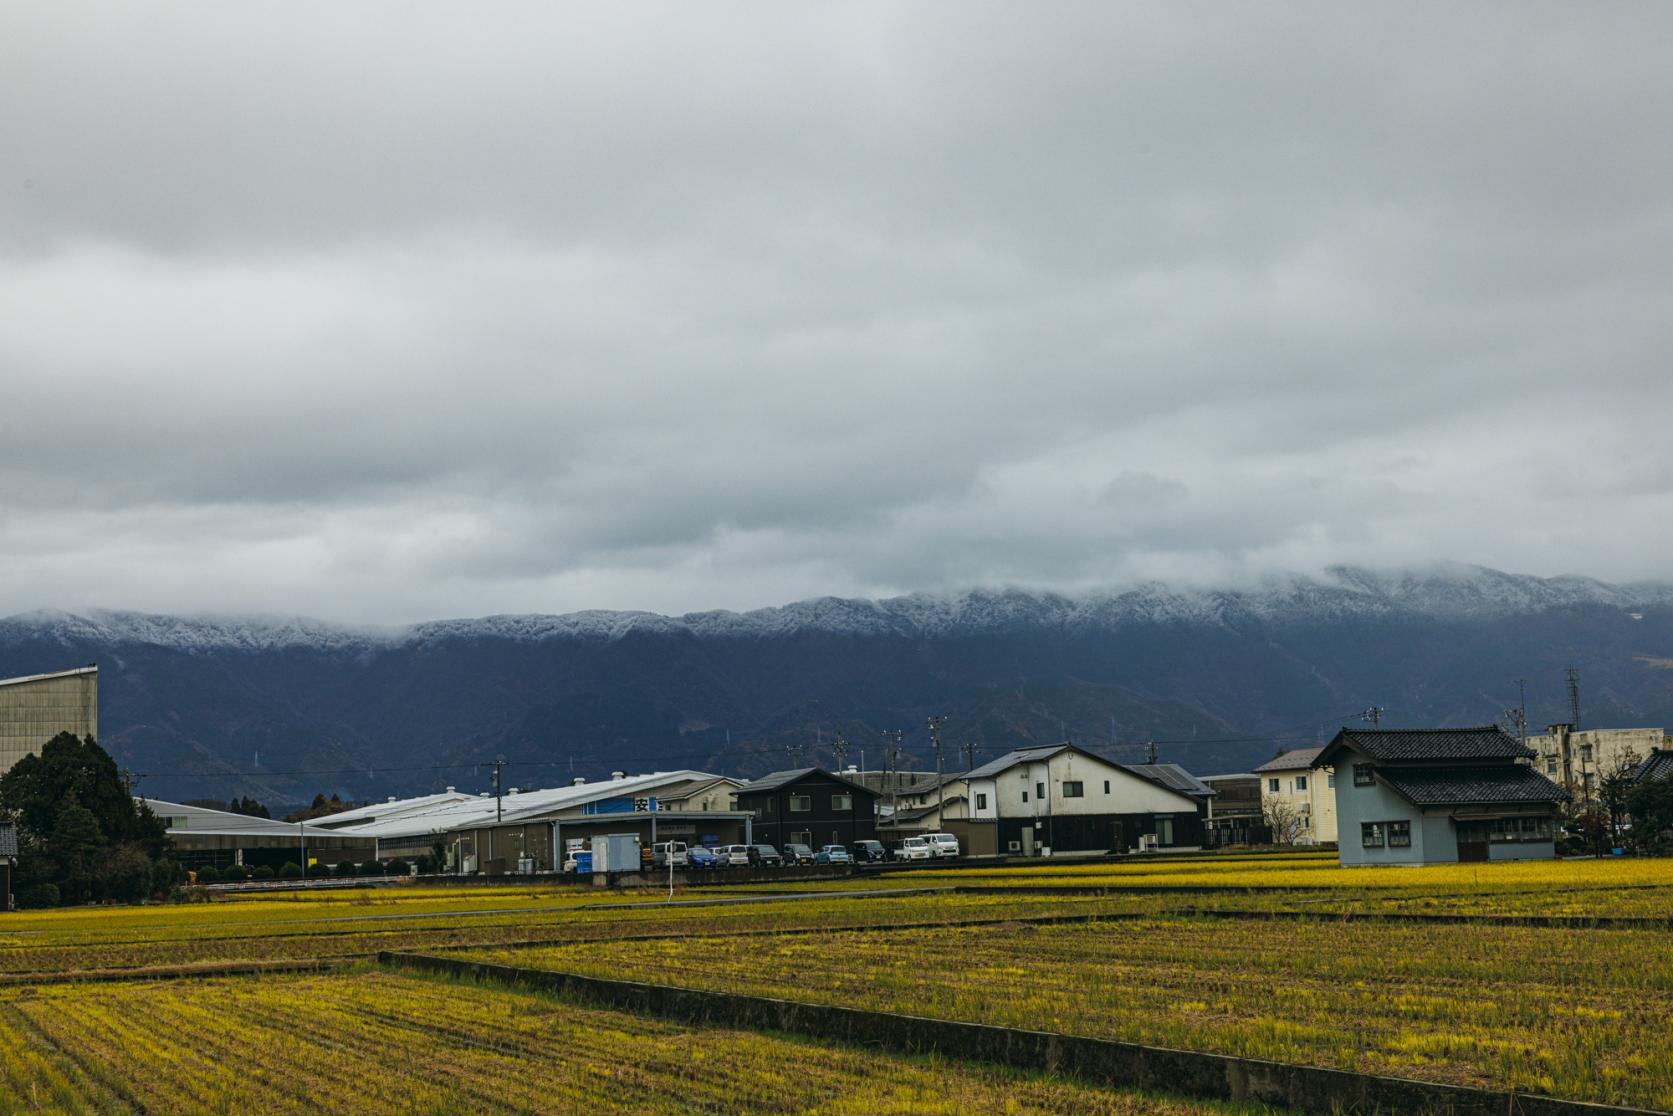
top-left (718, 844), bottom-right (752, 867)
top-left (851, 839), bottom-right (889, 863)
top-left (923, 833), bottom-right (961, 859)
top-left (893, 836), bottom-right (932, 860)
top-left (651, 841), bottom-right (688, 869)
top-left (783, 843), bottom-right (816, 865)
top-left (748, 844), bottom-right (784, 867)
top-left (814, 844), bottom-right (851, 865)
top-left (685, 846), bottom-right (720, 870)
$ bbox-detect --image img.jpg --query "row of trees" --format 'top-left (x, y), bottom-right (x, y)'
top-left (0, 733), bottom-right (182, 908)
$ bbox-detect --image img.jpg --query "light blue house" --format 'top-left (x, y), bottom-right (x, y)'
top-left (1312, 727), bottom-right (1566, 866)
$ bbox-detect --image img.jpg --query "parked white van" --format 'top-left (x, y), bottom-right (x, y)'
top-left (924, 833), bottom-right (961, 858)
top-left (895, 836), bottom-right (933, 860)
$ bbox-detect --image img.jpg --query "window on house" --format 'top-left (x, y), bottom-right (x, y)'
top-left (1294, 775), bottom-right (1308, 792)
top-left (1062, 781), bottom-right (1084, 798)
top-left (1327, 773), bottom-right (1336, 789)
top-left (789, 795), bottom-right (811, 812)
top-left (976, 792), bottom-right (988, 810)
top-left (1021, 791), bottom-right (1028, 803)
top-left (1155, 816), bottom-right (1174, 845)
top-left (832, 794), bottom-right (852, 811)
top-left (1103, 780), bottom-right (1110, 794)
top-left (1353, 764), bottom-right (1375, 787)
top-left (1580, 744), bottom-right (1593, 763)
top-left (1036, 782), bottom-right (1046, 799)
top-left (791, 831), bottom-right (812, 846)
top-left (1387, 821), bottom-right (1411, 848)
top-left (1361, 822), bottom-right (1385, 848)
top-left (1268, 778), bottom-right (1280, 793)
top-left (1546, 757), bottom-right (1557, 775)
top-left (1583, 773), bottom-right (1596, 792)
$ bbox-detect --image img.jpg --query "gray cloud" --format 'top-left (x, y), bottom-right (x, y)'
top-left (3, 3), bottom-right (1673, 622)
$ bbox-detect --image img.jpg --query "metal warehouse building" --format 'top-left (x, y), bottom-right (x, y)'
top-left (0, 665), bottom-right (99, 779)
top-left (142, 799), bottom-right (378, 872)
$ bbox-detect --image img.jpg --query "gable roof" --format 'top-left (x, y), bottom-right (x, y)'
top-left (1253, 747), bottom-right (1325, 773)
top-left (1633, 750), bottom-right (1673, 784)
top-left (1315, 726), bottom-right (1531, 766)
top-left (0, 821), bottom-right (17, 858)
top-left (736, 767), bottom-right (875, 797)
top-left (965, 744), bottom-right (1075, 780)
top-left (1374, 766), bottom-right (1568, 808)
top-left (1122, 763), bottom-right (1216, 798)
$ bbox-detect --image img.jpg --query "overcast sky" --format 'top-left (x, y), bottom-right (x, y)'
top-left (3, 3), bottom-right (1672, 623)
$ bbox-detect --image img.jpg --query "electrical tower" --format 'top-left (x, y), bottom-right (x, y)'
top-left (1566, 666), bottom-right (1582, 730)
top-left (832, 732), bottom-right (848, 771)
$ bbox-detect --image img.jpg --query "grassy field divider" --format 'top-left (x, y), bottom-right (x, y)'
top-left (1168, 907), bottom-right (1673, 931)
top-left (431, 910), bottom-right (1153, 954)
top-left (378, 950), bottom-right (1659, 1116)
top-left (1, 958), bottom-right (345, 987)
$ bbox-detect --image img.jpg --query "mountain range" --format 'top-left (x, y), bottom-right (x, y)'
top-left (4, 563), bottom-right (1672, 805)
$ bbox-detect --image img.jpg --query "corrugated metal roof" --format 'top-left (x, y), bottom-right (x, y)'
top-left (1253, 747), bottom-right (1325, 773)
top-left (1322, 727), bottom-right (1531, 763)
top-left (140, 799), bottom-right (357, 840)
top-left (0, 665), bottom-right (98, 689)
top-left (1375, 766), bottom-right (1568, 807)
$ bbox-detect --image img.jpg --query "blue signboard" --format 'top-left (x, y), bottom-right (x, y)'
top-left (581, 796), bottom-right (658, 816)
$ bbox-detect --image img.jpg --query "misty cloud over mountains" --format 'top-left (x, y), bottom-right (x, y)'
top-left (5, 5), bottom-right (1673, 623)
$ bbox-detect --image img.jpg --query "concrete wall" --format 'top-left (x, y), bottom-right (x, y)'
top-left (0, 669), bottom-right (98, 779)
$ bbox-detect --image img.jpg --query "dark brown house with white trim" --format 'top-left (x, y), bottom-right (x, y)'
top-left (735, 768), bottom-right (878, 850)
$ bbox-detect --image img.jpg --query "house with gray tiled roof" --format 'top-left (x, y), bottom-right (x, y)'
top-left (1312, 727), bottom-right (1567, 866)
top-left (1, 820), bottom-right (17, 912)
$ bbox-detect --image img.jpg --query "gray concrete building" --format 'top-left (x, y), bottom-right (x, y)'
top-left (0, 666), bottom-right (99, 779)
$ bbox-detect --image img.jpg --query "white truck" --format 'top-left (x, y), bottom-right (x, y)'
top-left (923, 833), bottom-right (961, 858)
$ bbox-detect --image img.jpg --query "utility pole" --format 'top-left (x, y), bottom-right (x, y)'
top-left (493, 754), bottom-right (506, 824)
top-left (880, 729), bottom-right (904, 821)
top-left (961, 741), bottom-right (978, 772)
top-left (1503, 678), bottom-right (1528, 748)
top-left (1566, 666), bottom-right (1582, 731)
top-left (927, 715), bottom-right (948, 822)
top-left (832, 732), bottom-right (848, 772)
top-left (1145, 739), bottom-right (1158, 765)
top-left (1359, 706), bottom-right (1385, 729)
top-left (299, 818), bottom-right (307, 881)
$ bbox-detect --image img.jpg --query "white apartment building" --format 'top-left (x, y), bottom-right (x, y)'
top-left (1254, 746), bottom-right (1338, 844)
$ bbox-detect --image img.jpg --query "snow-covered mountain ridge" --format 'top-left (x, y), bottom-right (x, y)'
top-left (5, 564), bottom-right (1669, 654)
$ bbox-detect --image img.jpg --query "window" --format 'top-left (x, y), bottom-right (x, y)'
top-left (1327, 773), bottom-right (1335, 789)
top-left (1021, 791), bottom-right (1028, 803)
top-left (1062, 781), bottom-right (1084, 798)
top-left (832, 794), bottom-right (852, 811)
top-left (1580, 743), bottom-right (1593, 762)
top-left (1036, 782), bottom-right (1046, 799)
top-left (1387, 821), bottom-right (1411, 848)
top-left (1546, 757), bottom-right (1558, 775)
top-left (791, 831), bottom-right (812, 847)
top-left (976, 792), bottom-right (988, 810)
top-left (1268, 778), bottom-right (1280, 793)
top-left (1488, 816), bottom-right (1553, 843)
top-left (1294, 775), bottom-right (1308, 792)
top-left (1583, 773), bottom-right (1596, 792)
top-left (1103, 780), bottom-right (1111, 794)
top-left (1361, 822), bottom-right (1385, 848)
top-left (1353, 764), bottom-right (1376, 787)
top-left (1155, 816), bottom-right (1174, 845)
top-left (789, 795), bottom-right (811, 813)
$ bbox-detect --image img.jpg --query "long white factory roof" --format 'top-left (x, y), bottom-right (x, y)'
top-left (325, 769), bottom-right (731, 840)
top-left (140, 798), bottom-right (364, 840)
top-left (309, 789), bottom-right (479, 828)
